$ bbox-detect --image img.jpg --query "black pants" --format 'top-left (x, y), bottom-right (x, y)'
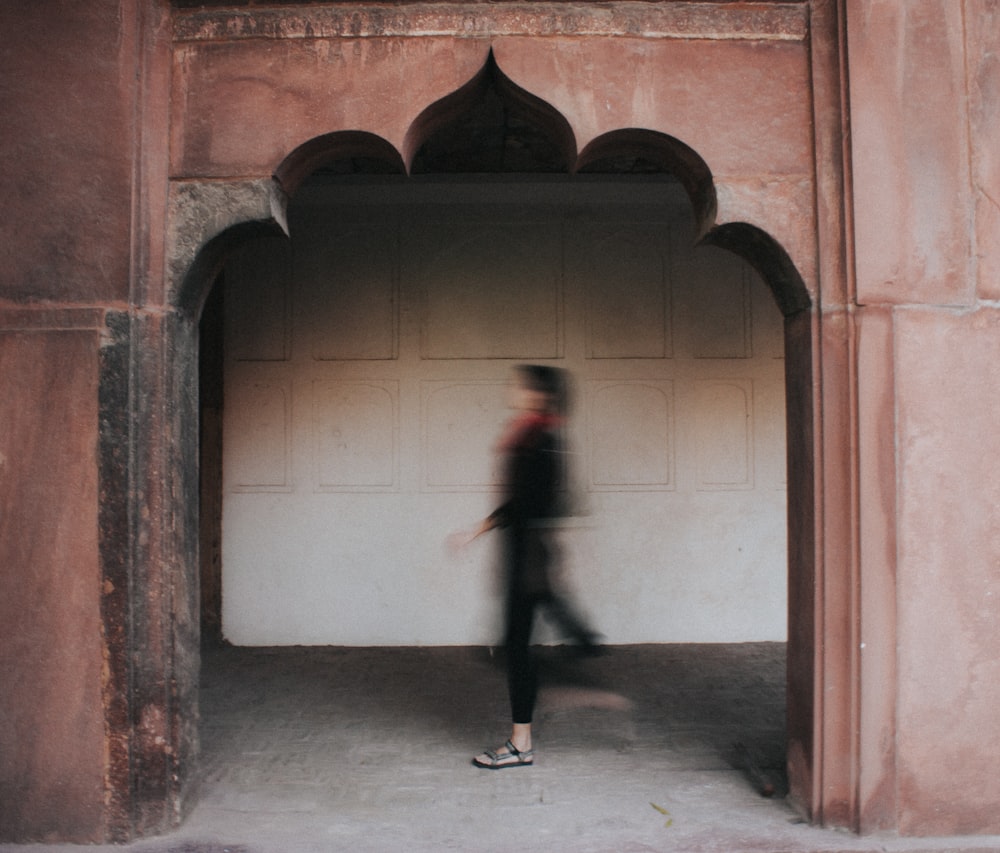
top-left (502, 528), bottom-right (598, 724)
top-left (503, 527), bottom-right (546, 724)
top-left (504, 586), bottom-right (540, 724)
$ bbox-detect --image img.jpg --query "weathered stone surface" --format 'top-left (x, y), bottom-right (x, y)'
top-left (173, 2), bottom-right (809, 42)
top-left (166, 179), bottom-right (281, 305)
top-left (812, 306), bottom-right (857, 830)
top-left (170, 29), bottom-right (813, 193)
top-left (894, 307), bottom-right (1000, 835)
top-left (967, 0), bottom-right (1000, 302)
top-left (713, 176), bottom-right (818, 294)
top-left (0, 329), bottom-right (105, 842)
top-left (848, 0), bottom-right (974, 306)
top-left (171, 37), bottom-right (489, 177)
top-left (96, 312), bottom-right (135, 843)
top-left (0, 2), bottom-right (133, 303)
top-left (782, 307), bottom-right (816, 823)
top-left (497, 36), bottom-right (812, 179)
top-left (124, 311), bottom-right (201, 836)
top-left (855, 305), bottom-right (899, 833)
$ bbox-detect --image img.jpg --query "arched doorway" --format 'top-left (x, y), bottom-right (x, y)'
top-left (186, 52), bottom-right (813, 818)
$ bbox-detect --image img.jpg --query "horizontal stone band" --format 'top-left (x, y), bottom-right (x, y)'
top-left (174, 3), bottom-right (808, 44)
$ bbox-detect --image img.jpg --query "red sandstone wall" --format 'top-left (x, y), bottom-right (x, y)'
top-left (0, 328), bottom-right (105, 841)
top-left (0, 0), bottom-right (140, 841)
top-left (0, 3), bottom-right (135, 304)
top-left (849, 0), bottom-right (1000, 835)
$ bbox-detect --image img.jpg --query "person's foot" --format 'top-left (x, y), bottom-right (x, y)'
top-left (573, 632), bottom-right (607, 657)
top-left (472, 739), bottom-right (534, 769)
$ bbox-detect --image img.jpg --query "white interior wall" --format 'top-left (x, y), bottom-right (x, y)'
top-left (221, 178), bottom-right (787, 645)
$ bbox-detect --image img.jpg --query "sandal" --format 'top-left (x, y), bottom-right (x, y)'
top-left (472, 739), bottom-right (534, 769)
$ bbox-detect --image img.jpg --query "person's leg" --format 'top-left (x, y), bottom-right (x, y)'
top-left (543, 592), bottom-right (603, 652)
top-left (505, 591), bottom-right (538, 734)
top-left (473, 589), bottom-right (537, 768)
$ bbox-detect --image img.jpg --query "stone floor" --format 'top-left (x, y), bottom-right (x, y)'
top-left (6, 643), bottom-right (1000, 852)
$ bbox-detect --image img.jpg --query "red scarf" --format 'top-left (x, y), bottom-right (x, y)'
top-left (496, 411), bottom-right (561, 453)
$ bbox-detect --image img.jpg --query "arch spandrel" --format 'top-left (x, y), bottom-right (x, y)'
top-left (167, 178), bottom-right (287, 316)
top-left (493, 37), bottom-right (813, 178)
top-left (173, 34), bottom-right (811, 189)
top-left (713, 180), bottom-right (819, 305)
top-left (171, 38), bottom-right (490, 179)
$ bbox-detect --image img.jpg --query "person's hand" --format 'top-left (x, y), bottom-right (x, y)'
top-left (447, 519), bottom-right (492, 554)
top-left (446, 529), bottom-right (476, 554)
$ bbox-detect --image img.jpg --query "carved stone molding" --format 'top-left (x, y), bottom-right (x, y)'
top-left (174, 3), bottom-right (808, 44)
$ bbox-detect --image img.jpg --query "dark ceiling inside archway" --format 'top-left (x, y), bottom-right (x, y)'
top-left (409, 83), bottom-right (567, 174)
top-left (408, 91), bottom-right (675, 176)
top-left (309, 133), bottom-right (678, 176)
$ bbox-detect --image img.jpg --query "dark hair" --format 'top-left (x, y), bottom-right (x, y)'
top-left (517, 364), bottom-right (569, 414)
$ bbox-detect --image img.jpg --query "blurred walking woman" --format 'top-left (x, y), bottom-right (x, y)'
top-left (457, 364), bottom-right (590, 769)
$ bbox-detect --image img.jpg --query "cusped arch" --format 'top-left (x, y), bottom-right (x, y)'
top-left (177, 60), bottom-right (810, 325)
top-left (404, 50), bottom-right (577, 174)
top-left (177, 219), bottom-right (288, 321)
top-left (702, 221), bottom-right (811, 317)
top-left (576, 131), bottom-right (809, 316)
top-left (577, 129), bottom-right (718, 241)
top-left (273, 131), bottom-right (406, 199)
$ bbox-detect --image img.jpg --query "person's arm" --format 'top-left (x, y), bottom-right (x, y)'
top-left (448, 513), bottom-right (499, 553)
top-left (469, 514), bottom-right (499, 541)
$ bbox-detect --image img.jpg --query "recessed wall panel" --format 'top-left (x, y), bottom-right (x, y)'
top-left (422, 381), bottom-right (507, 489)
top-left (580, 226), bottom-right (670, 359)
top-left (694, 380), bottom-right (753, 489)
top-left (418, 222), bottom-right (561, 359)
top-left (226, 380), bottom-right (291, 490)
top-left (589, 380), bottom-right (674, 489)
top-left (225, 238), bottom-right (291, 361)
top-left (687, 248), bottom-right (751, 359)
top-left (313, 381), bottom-right (397, 490)
top-left (297, 223), bottom-right (398, 361)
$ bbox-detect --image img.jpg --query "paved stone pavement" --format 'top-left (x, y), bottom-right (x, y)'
top-left (5, 644), bottom-right (1000, 853)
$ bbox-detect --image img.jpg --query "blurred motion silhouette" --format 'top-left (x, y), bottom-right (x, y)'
top-left (453, 365), bottom-right (601, 769)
